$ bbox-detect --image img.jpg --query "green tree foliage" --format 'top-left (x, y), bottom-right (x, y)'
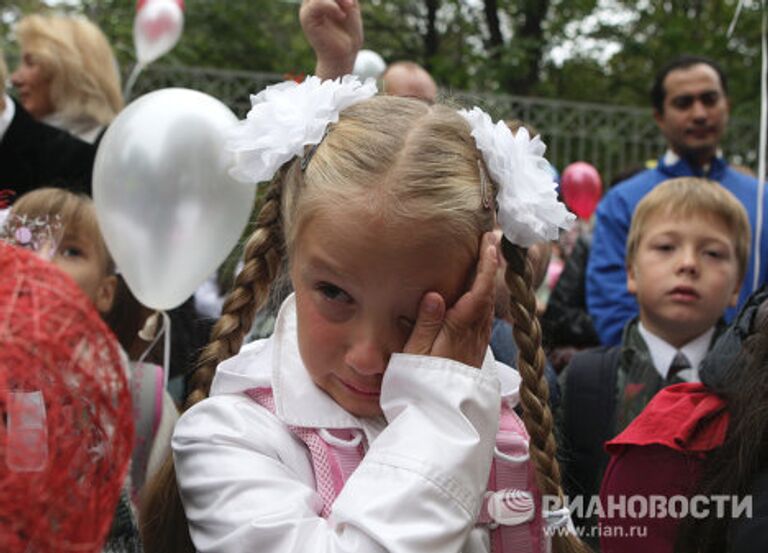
top-left (78, 0), bottom-right (318, 75)
top-left (0, 0), bottom-right (762, 113)
top-left (361, 0), bottom-right (598, 94)
top-left (0, 0), bottom-right (46, 62)
top-left (1, 1), bottom-right (318, 76)
top-left (595, 0), bottom-right (761, 115)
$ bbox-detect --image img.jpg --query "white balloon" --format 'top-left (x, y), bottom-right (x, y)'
top-left (93, 89), bottom-right (255, 311)
top-left (353, 49), bottom-right (387, 80)
top-left (133, 0), bottom-right (184, 66)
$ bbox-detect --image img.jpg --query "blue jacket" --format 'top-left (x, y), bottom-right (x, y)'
top-left (586, 155), bottom-right (768, 346)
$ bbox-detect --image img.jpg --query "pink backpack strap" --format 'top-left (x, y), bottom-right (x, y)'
top-left (129, 361), bottom-right (165, 500)
top-left (246, 387), bottom-right (365, 518)
top-left (477, 404), bottom-right (545, 553)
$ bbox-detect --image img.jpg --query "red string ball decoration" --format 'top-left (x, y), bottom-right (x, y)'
top-left (560, 161), bottom-right (603, 220)
top-left (0, 242), bottom-right (134, 553)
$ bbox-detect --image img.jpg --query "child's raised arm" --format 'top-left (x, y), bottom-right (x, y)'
top-left (300, 0), bottom-right (362, 80)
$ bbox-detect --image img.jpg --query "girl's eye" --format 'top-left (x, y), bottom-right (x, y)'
top-left (60, 246), bottom-right (83, 258)
top-left (652, 243), bottom-right (674, 252)
top-left (316, 282), bottom-right (352, 304)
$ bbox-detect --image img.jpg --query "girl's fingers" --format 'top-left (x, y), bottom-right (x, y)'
top-left (403, 292), bottom-right (446, 356)
top-left (425, 232), bottom-right (499, 367)
top-left (446, 231), bottom-right (499, 326)
top-left (471, 231), bottom-right (500, 306)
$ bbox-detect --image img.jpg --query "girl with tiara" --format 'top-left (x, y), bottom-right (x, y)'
top-left (141, 7), bottom-right (586, 552)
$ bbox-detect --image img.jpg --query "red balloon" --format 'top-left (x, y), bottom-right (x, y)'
top-left (561, 162), bottom-right (603, 220)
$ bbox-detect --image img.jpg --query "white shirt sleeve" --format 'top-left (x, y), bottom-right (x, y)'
top-left (173, 353), bottom-right (501, 553)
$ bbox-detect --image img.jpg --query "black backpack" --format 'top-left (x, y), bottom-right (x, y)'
top-left (559, 345), bottom-right (621, 503)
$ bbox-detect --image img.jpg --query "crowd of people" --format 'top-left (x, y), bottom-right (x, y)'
top-left (1, 1), bottom-right (767, 552)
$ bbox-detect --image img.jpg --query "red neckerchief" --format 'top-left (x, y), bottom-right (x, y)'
top-left (606, 383), bottom-right (729, 454)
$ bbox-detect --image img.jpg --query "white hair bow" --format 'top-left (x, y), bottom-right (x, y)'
top-left (460, 107), bottom-right (575, 247)
top-left (225, 76), bottom-right (573, 247)
top-left (226, 75), bottom-right (377, 184)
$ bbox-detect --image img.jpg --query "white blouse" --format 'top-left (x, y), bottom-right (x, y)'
top-left (173, 295), bottom-right (521, 553)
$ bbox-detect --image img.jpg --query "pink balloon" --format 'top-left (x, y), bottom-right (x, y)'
top-left (561, 162), bottom-right (603, 220)
top-left (134, 0), bottom-right (184, 65)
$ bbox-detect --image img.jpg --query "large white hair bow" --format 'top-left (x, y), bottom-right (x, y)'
top-left (459, 107), bottom-right (575, 247)
top-left (227, 75), bottom-right (377, 184)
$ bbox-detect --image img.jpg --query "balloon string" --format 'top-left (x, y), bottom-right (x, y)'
top-left (162, 311), bottom-right (172, 393)
top-left (754, 3), bottom-right (767, 290)
top-left (138, 311), bottom-right (164, 364)
top-left (727, 0), bottom-right (746, 38)
top-left (123, 63), bottom-right (145, 101)
top-left (136, 310), bottom-right (173, 393)
top-left (729, 0), bottom-right (766, 290)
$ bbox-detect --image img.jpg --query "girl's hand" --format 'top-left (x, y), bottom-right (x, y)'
top-left (300, 0), bottom-right (363, 80)
top-left (403, 232), bottom-right (499, 368)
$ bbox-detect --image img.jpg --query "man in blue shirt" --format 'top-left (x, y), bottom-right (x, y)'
top-left (586, 55), bottom-right (768, 345)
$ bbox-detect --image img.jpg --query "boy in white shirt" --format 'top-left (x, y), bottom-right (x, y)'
top-left (558, 176), bottom-right (749, 533)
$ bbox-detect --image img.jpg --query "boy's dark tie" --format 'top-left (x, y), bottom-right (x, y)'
top-left (667, 352), bottom-right (692, 384)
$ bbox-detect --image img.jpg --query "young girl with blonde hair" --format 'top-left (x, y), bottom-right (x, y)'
top-left (6, 188), bottom-right (179, 506)
top-left (143, 73), bottom-right (587, 553)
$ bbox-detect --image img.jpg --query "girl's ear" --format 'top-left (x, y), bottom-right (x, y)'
top-left (95, 274), bottom-right (118, 315)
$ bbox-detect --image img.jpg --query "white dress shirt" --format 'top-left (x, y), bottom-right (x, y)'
top-left (662, 148), bottom-right (723, 174)
top-left (637, 322), bottom-right (715, 382)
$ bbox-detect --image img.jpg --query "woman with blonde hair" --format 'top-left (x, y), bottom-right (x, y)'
top-left (11, 13), bottom-right (123, 143)
top-left (0, 46), bottom-right (96, 200)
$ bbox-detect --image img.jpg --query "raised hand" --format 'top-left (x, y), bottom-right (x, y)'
top-left (300, 0), bottom-right (363, 80)
top-left (404, 231), bottom-right (499, 368)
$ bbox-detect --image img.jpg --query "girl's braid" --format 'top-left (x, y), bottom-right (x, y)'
top-left (139, 456), bottom-right (195, 553)
top-left (185, 181), bottom-right (285, 409)
top-left (502, 238), bottom-right (591, 553)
